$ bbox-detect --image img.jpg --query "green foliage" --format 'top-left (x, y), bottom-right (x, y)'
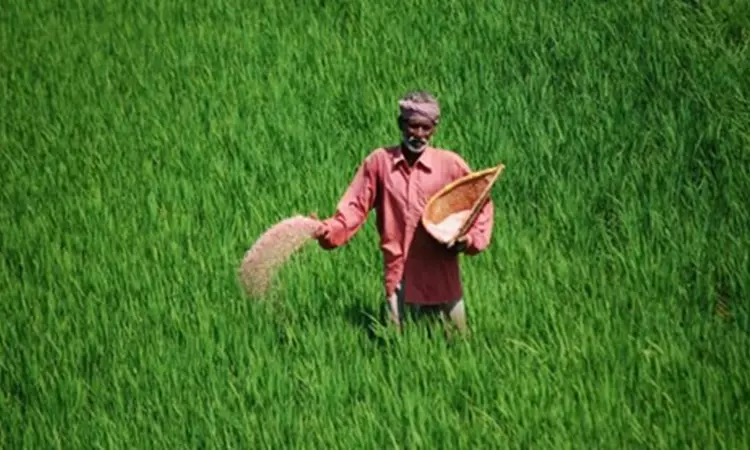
top-left (2, 0), bottom-right (748, 448)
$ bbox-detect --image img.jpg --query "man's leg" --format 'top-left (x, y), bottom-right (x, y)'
top-left (386, 282), bottom-right (406, 331)
top-left (441, 298), bottom-right (469, 336)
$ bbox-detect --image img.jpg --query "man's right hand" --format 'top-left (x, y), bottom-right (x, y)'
top-left (308, 212), bottom-right (326, 239)
top-left (313, 224), bottom-right (327, 239)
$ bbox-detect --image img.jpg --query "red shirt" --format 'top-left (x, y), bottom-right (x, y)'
top-left (317, 145), bottom-right (494, 305)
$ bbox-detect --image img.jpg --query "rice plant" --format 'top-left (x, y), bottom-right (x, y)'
top-left (2, 0), bottom-right (749, 448)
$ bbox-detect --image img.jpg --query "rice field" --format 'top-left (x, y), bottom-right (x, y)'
top-left (2, 0), bottom-right (749, 448)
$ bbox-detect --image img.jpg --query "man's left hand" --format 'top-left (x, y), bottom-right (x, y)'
top-left (446, 235), bottom-right (470, 253)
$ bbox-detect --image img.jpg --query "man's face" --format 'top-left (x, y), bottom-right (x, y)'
top-left (399, 115), bottom-right (436, 153)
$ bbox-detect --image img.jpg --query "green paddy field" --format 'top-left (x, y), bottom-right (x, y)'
top-left (2, 0), bottom-right (749, 448)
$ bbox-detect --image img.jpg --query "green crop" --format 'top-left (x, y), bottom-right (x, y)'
top-left (2, 0), bottom-right (749, 448)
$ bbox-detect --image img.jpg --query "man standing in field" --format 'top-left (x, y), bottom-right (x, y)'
top-left (313, 90), bottom-right (494, 335)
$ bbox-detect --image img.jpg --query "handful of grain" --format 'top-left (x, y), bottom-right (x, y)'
top-left (423, 210), bottom-right (472, 243)
top-left (237, 215), bottom-right (322, 298)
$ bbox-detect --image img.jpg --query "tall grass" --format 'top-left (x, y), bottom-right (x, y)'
top-left (2, 0), bottom-right (749, 448)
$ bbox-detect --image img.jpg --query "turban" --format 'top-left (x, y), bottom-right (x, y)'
top-left (398, 99), bottom-right (440, 125)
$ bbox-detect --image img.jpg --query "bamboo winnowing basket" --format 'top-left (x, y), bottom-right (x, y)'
top-left (422, 163), bottom-right (505, 247)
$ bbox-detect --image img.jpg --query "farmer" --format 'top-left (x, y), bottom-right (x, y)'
top-left (313, 90), bottom-right (494, 334)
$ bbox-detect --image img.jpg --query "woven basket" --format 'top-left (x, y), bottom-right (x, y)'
top-left (422, 163), bottom-right (505, 246)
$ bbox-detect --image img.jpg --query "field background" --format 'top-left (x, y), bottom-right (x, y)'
top-left (2, 0), bottom-right (749, 448)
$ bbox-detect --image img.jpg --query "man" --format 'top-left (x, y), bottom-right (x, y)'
top-left (313, 90), bottom-right (494, 334)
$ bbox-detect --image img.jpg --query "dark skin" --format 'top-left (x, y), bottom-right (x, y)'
top-left (397, 114), bottom-right (435, 166)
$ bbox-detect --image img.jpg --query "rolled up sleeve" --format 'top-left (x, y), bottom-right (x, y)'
top-left (318, 155), bottom-right (379, 250)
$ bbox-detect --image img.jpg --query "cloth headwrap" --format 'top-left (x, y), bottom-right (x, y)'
top-left (398, 99), bottom-right (440, 125)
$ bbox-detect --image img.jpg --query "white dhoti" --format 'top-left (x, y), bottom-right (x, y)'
top-left (386, 281), bottom-right (468, 333)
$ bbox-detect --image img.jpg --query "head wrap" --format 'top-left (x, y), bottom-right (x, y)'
top-left (398, 99), bottom-right (440, 125)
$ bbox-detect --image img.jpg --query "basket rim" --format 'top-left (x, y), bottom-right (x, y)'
top-left (421, 162), bottom-right (505, 245)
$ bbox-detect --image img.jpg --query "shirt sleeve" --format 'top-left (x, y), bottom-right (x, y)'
top-left (452, 156), bottom-right (494, 256)
top-left (317, 153), bottom-right (379, 250)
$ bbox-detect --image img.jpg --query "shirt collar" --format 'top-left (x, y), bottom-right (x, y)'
top-left (390, 145), bottom-right (434, 172)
